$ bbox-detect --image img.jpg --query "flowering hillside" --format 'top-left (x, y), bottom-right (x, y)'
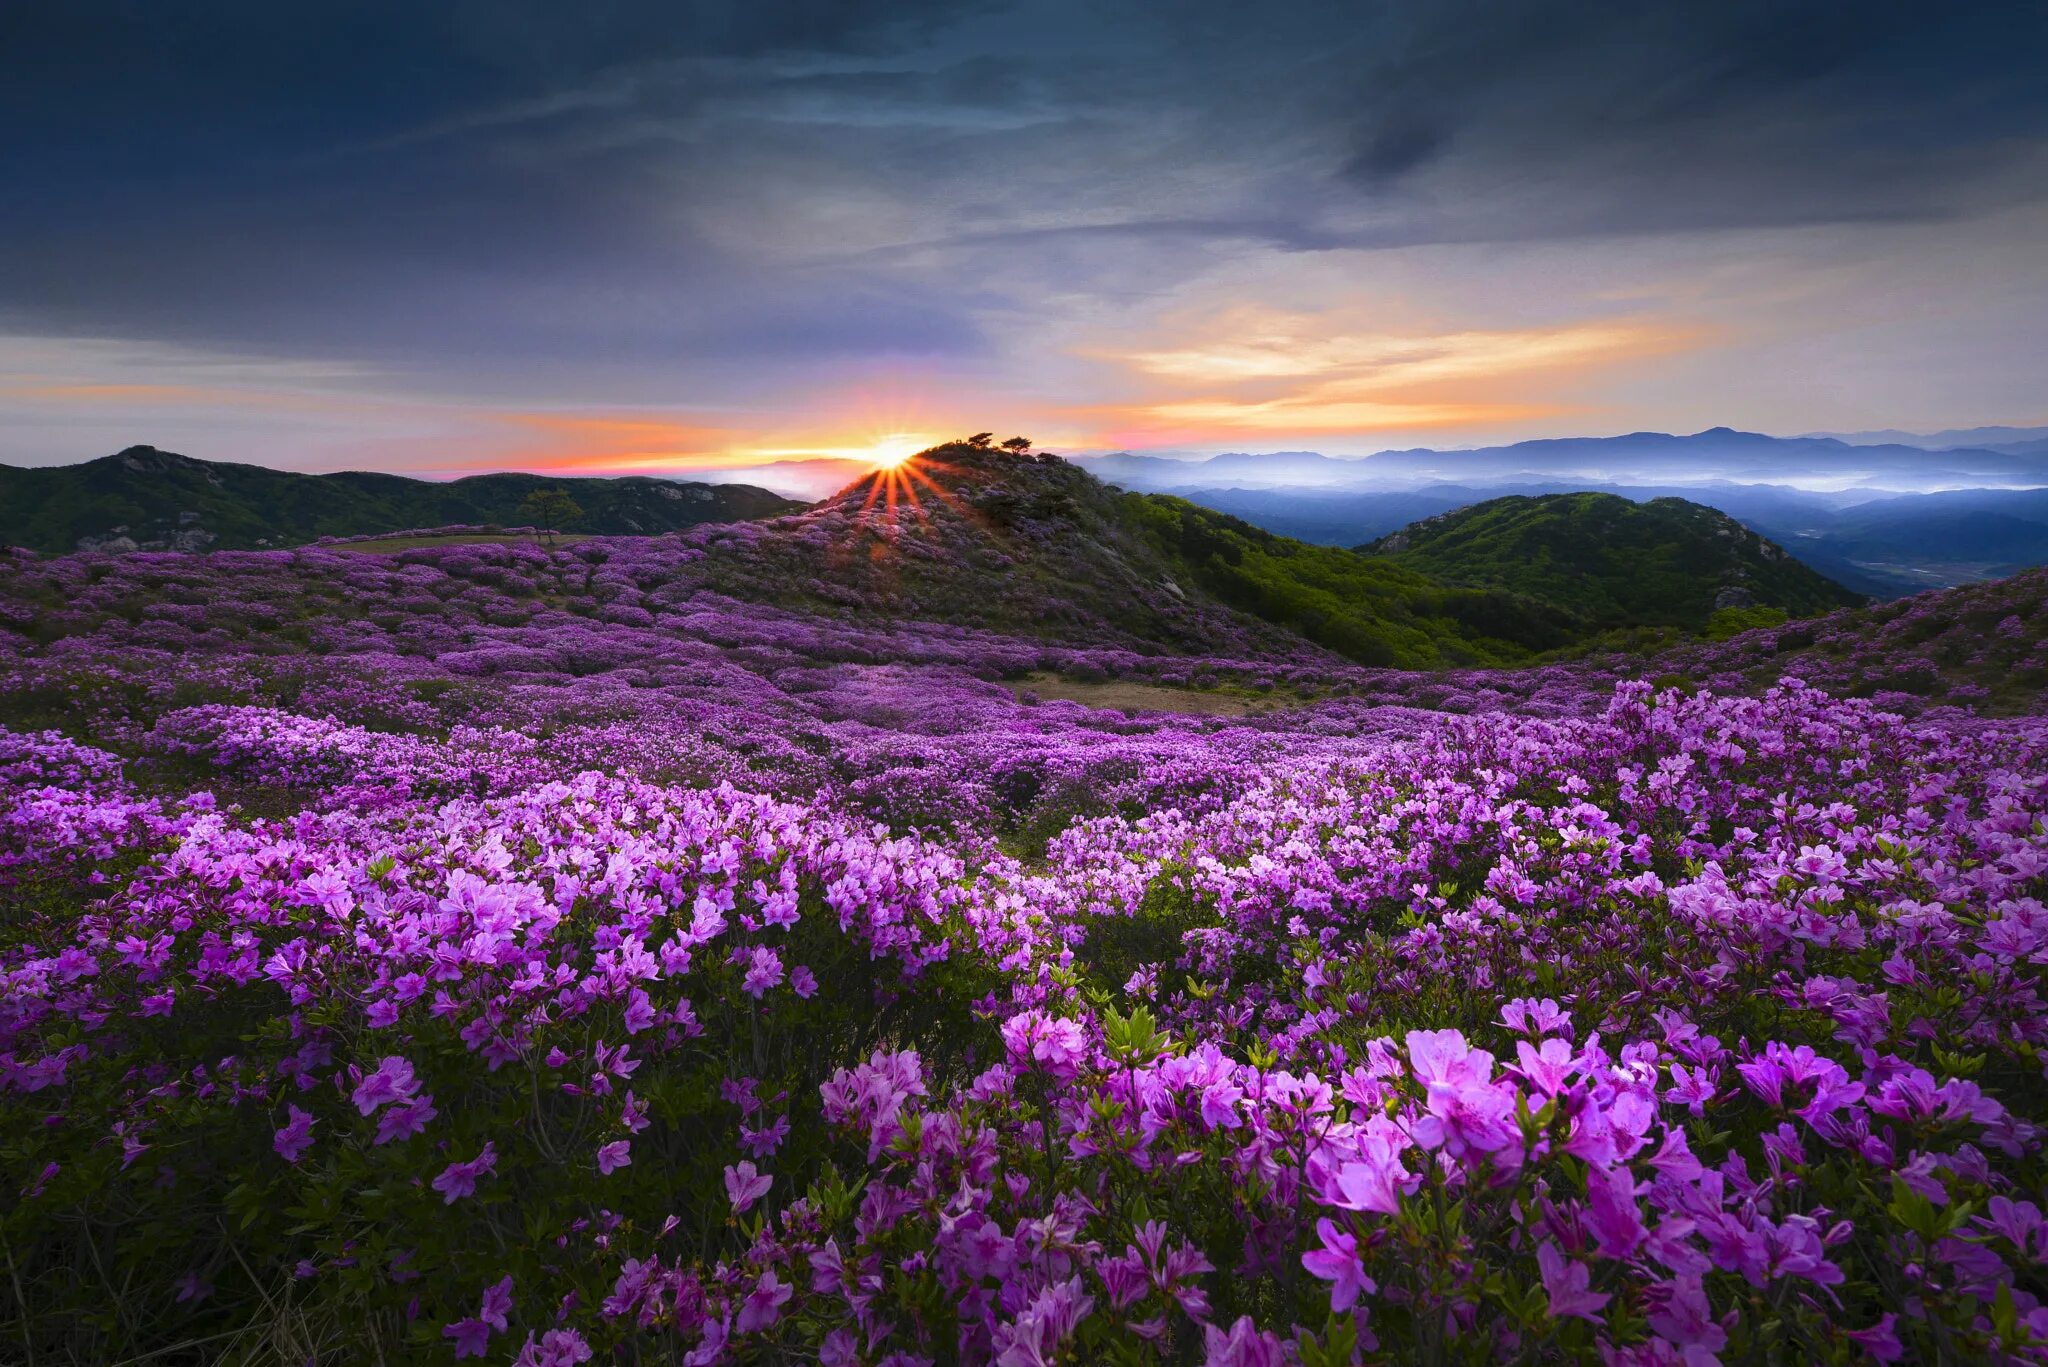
top-left (3, 476), bottom-right (2047, 1364)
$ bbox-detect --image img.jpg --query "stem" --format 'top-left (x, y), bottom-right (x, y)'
top-left (0, 1225), bottom-right (34, 1366)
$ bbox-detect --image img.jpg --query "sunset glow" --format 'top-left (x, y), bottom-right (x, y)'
top-left (862, 434), bottom-right (925, 469)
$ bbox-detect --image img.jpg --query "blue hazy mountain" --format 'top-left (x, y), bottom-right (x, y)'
top-left (1074, 428), bottom-right (2048, 598)
top-left (1075, 428), bottom-right (2048, 494)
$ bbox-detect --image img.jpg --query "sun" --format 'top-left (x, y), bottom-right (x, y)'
top-left (864, 433), bottom-right (926, 470)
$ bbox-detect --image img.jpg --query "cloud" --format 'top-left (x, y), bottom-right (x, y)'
top-left (2, 1), bottom-right (2044, 469)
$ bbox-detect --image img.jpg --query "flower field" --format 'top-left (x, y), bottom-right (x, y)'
top-left (3, 532), bottom-right (2047, 1365)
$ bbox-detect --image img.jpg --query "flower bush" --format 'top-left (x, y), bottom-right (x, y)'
top-left (1, 531), bottom-right (2045, 1364)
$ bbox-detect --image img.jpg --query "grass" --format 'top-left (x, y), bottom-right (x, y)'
top-left (1007, 671), bottom-right (1304, 717)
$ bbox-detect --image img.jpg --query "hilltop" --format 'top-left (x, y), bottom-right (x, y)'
top-left (683, 440), bottom-right (1583, 667)
top-left (0, 446), bottom-right (804, 553)
top-left (1362, 492), bottom-right (1862, 633)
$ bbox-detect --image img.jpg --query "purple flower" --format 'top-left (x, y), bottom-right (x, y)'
top-left (1537, 1242), bottom-right (1609, 1323)
top-left (1647, 1274), bottom-right (1727, 1358)
top-left (431, 1142), bottom-right (498, 1204)
top-left (373, 1095), bottom-right (436, 1145)
top-left (272, 1105), bottom-right (316, 1163)
top-left (1585, 1165), bottom-right (1647, 1259)
top-left (735, 1269), bottom-right (793, 1333)
top-left (444, 1318), bottom-right (492, 1359)
top-left (596, 1140), bottom-right (631, 1175)
top-left (724, 1159), bottom-right (771, 1213)
top-left (1201, 1315), bottom-right (1286, 1367)
top-left (739, 1113), bottom-right (790, 1159)
top-left (350, 1056), bottom-right (420, 1116)
top-left (513, 1328), bottom-right (592, 1366)
top-left (1845, 1313), bottom-right (1905, 1364)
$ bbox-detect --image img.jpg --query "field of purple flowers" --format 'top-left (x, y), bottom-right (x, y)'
top-left (3, 526), bottom-right (2047, 1364)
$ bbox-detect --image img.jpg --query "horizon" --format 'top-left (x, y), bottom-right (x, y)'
top-left (4, 4), bottom-right (2046, 482)
top-left (20, 420), bottom-right (2048, 507)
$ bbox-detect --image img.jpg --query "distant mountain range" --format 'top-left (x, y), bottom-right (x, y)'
top-left (1068, 426), bottom-right (2048, 598)
top-left (1804, 424), bottom-right (2048, 456)
top-left (0, 446), bottom-right (805, 553)
top-left (1075, 426), bottom-right (2048, 493)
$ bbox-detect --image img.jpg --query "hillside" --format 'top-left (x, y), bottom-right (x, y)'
top-left (0, 446), bottom-right (804, 552)
top-left (684, 441), bottom-right (1583, 667)
top-left (1363, 492), bottom-right (1863, 632)
top-left (1649, 565), bottom-right (2048, 715)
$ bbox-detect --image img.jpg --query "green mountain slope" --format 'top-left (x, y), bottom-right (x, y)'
top-left (686, 441), bottom-right (1584, 668)
top-left (1362, 492), bottom-right (1863, 633)
top-left (0, 446), bottom-right (804, 552)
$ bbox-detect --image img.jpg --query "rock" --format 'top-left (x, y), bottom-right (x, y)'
top-left (77, 533), bottom-right (140, 553)
top-left (1714, 585), bottom-right (1757, 610)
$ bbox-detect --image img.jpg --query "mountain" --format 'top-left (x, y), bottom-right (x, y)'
top-left (1806, 424), bottom-right (2048, 451)
top-left (1077, 427), bottom-right (2048, 494)
top-left (676, 441), bottom-right (1596, 666)
top-left (1362, 492), bottom-right (1863, 633)
top-left (1097, 475), bottom-right (2048, 600)
top-left (0, 446), bottom-right (806, 553)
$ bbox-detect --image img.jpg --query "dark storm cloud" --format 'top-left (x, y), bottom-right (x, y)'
top-left (1, 0), bottom-right (2042, 397)
top-left (1319, 0), bottom-right (2048, 236)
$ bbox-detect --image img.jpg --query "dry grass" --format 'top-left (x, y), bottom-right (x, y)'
top-left (1006, 671), bottom-right (1299, 716)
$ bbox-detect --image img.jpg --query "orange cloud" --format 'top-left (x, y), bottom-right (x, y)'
top-left (1068, 308), bottom-right (1706, 440)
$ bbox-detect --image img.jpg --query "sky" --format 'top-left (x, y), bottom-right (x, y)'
top-left (3, 0), bottom-right (2046, 492)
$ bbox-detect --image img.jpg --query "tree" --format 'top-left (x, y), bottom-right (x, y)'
top-left (517, 488), bottom-right (584, 546)
top-left (999, 436), bottom-right (1033, 455)
top-left (964, 432), bottom-right (994, 449)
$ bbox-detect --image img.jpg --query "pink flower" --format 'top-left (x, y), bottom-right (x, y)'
top-left (1515, 1038), bottom-right (1577, 1096)
top-left (596, 1140), bottom-right (631, 1175)
top-left (1500, 997), bottom-right (1572, 1038)
top-left (790, 965), bottom-right (818, 999)
top-left (272, 1105), bottom-right (316, 1163)
top-left (1299, 1217), bottom-right (1376, 1312)
top-left (740, 945), bottom-right (784, 998)
top-left (724, 1160), bottom-right (771, 1213)
top-left (1000, 1010), bottom-right (1090, 1081)
top-left (1317, 1116), bottom-right (1413, 1214)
